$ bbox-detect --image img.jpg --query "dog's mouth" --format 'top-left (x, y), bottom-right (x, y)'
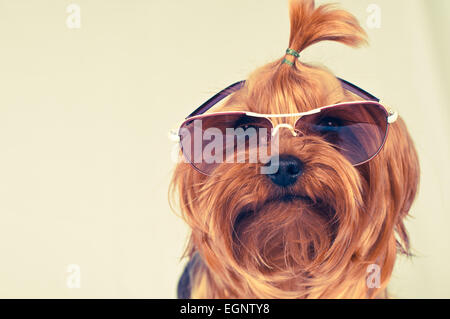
top-left (266, 193), bottom-right (314, 205)
top-left (233, 192), bottom-right (336, 230)
top-left (231, 192), bottom-right (339, 267)
top-left (233, 193), bottom-right (337, 234)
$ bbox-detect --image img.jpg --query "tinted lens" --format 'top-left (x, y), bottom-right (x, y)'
top-left (179, 113), bottom-right (273, 175)
top-left (295, 102), bottom-right (388, 165)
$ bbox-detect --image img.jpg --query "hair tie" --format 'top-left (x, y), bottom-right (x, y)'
top-left (282, 48), bottom-right (300, 66)
top-left (285, 48), bottom-right (300, 58)
top-left (282, 59), bottom-right (294, 66)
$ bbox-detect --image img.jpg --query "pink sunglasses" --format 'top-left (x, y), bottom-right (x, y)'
top-left (176, 79), bottom-right (398, 175)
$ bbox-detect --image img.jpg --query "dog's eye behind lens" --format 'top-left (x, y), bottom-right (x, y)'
top-left (233, 118), bottom-right (265, 135)
top-left (314, 117), bottom-right (343, 132)
top-left (234, 117), bottom-right (263, 130)
top-left (305, 116), bottom-right (346, 146)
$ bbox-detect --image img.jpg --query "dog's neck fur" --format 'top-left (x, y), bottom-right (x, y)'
top-left (180, 252), bottom-right (389, 299)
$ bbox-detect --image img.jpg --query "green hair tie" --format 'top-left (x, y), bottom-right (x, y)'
top-left (282, 48), bottom-right (300, 66)
top-left (282, 58), bottom-right (294, 66)
top-left (285, 48), bottom-right (300, 58)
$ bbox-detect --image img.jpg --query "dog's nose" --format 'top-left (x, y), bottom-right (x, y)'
top-left (265, 155), bottom-right (304, 187)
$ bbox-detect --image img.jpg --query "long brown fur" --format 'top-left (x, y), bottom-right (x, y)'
top-left (170, 0), bottom-right (420, 299)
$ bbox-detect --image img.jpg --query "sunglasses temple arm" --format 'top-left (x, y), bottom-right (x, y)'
top-left (186, 81), bottom-right (246, 118)
top-left (337, 78), bottom-right (380, 102)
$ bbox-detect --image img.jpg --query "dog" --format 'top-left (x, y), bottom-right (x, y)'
top-left (171, 0), bottom-right (419, 299)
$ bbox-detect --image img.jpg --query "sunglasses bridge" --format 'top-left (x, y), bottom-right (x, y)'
top-left (271, 123), bottom-right (302, 137)
top-left (245, 111), bottom-right (320, 138)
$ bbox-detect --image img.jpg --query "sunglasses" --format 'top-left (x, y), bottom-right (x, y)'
top-left (175, 78), bottom-right (398, 175)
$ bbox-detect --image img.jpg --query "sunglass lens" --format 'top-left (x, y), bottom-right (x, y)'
top-left (179, 113), bottom-right (273, 175)
top-left (295, 103), bottom-right (388, 165)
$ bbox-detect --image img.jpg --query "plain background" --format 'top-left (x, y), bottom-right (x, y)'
top-left (0, 0), bottom-right (449, 298)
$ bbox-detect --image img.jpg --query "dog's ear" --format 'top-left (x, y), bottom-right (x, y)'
top-left (170, 162), bottom-right (200, 232)
top-left (355, 116), bottom-right (419, 296)
top-left (288, 0), bottom-right (368, 53)
top-left (382, 117), bottom-right (420, 255)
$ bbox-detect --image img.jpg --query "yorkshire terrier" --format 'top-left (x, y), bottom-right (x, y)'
top-left (171, 0), bottom-right (419, 299)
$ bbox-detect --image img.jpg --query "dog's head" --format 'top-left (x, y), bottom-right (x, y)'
top-left (171, 0), bottom-right (419, 298)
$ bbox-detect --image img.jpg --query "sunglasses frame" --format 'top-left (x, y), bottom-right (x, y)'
top-left (174, 78), bottom-right (398, 172)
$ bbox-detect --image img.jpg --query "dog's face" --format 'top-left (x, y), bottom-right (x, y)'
top-left (171, 0), bottom-right (420, 299)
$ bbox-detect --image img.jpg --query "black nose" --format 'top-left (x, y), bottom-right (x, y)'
top-left (265, 155), bottom-right (303, 187)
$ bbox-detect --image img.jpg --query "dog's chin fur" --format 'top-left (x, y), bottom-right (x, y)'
top-left (170, 0), bottom-right (420, 299)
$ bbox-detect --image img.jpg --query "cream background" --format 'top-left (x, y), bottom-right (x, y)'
top-left (0, 0), bottom-right (448, 298)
